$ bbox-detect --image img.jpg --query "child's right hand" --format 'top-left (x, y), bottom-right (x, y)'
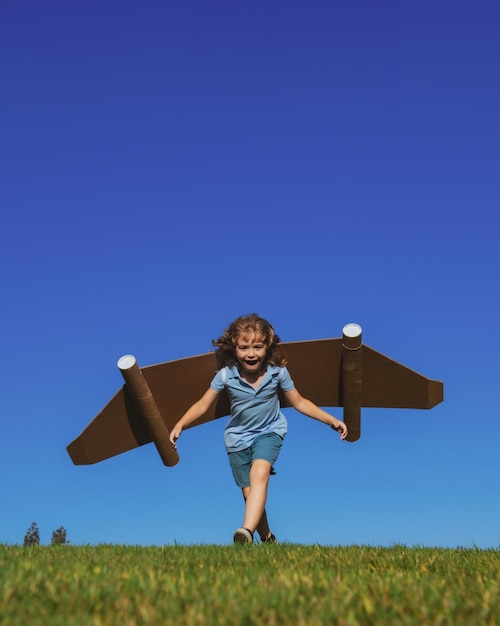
top-left (169, 424), bottom-right (183, 449)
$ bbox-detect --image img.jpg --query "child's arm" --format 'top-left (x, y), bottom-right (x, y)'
top-left (283, 388), bottom-right (348, 439)
top-left (169, 388), bottom-right (220, 449)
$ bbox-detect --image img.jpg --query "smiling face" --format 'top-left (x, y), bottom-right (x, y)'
top-left (234, 332), bottom-right (268, 378)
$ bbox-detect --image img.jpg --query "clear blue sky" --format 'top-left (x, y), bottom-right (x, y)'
top-left (1, 0), bottom-right (498, 547)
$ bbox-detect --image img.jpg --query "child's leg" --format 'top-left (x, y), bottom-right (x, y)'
top-left (241, 459), bottom-right (272, 537)
top-left (242, 486), bottom-right (272, 540)
top-left (230, 434), bottom-right (283, 542)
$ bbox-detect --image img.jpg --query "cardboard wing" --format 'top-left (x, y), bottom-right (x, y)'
top-left (67, 335), bottom-right (443, 466)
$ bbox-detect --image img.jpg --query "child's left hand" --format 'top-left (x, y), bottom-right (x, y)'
top-left (332, 420), bottom-right (348, 440)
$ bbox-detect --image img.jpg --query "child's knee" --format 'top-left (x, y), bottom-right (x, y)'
top-left (250, 459), bottom-right (272, 483)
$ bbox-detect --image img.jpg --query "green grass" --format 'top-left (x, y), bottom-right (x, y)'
top-left (1, 543), bottom-right (499, 625)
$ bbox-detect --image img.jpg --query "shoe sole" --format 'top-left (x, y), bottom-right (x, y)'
top-left (233, 528), bottom-right (253, 544)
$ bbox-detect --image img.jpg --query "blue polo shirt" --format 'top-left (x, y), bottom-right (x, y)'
top-left (210, 364), bottom-right (295, 452)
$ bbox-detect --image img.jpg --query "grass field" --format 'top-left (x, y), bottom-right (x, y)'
top-left (1, 543), bottom-right (499, 625)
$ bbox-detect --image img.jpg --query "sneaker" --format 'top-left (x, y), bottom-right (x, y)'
top-left (261, 533), bottom-right (277, 543)
top-left (233, 527), bottom-right (254, 544)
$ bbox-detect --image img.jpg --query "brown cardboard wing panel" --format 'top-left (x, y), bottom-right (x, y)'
top-left (67, 352), bottom-right (230, 465)
top-left (66, 339), bottom-right (444, 465)
top-left (279, 338), bottom-right (344, 407)
top-left (362, 346), bottom-right (444, 408)
top-left (66, 386), bottom-right (151, 464)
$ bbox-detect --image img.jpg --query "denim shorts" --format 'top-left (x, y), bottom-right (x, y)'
top-left (228, 432), bottom-right (284, 488)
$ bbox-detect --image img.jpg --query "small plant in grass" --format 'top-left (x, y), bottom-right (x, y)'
top-left (23, 522), bottom-right (40, 546)
top-left (51, 526), bottom-right (69, 546)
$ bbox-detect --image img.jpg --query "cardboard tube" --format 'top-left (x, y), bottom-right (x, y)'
top-left (117, 355), bottom-right (180, 466)
top-left (342, 324), bottom-right (362, 442)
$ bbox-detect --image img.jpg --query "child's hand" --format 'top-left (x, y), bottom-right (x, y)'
top-left (332, 420), bottom-right (348, 440)
top-left (169, 424), bottom-right (183, 449)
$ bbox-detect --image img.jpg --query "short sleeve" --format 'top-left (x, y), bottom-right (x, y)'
top-left (210, 368), bottom-right (226, 392)
top-left (279, 366), bottom-right (295, 392)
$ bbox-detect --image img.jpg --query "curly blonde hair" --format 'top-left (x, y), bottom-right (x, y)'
top-left (212, 313), bottom-right (287, 368)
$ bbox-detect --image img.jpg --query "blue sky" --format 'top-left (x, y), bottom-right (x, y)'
top-left (1, 0), bottom-right (498, 547)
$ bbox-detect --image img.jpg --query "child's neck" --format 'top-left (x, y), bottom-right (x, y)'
top-left (240, 365), bottom-right (266, 388)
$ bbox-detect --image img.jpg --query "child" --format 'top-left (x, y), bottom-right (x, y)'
top-left (169, 313), bottom-right (347, 544)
